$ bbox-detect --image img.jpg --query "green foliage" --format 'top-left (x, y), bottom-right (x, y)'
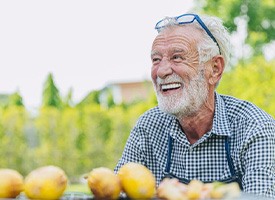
top-left (218, 56), bottom-right (275, 117)
top-left (66, 183), bottom-right (90, 194)
top-left (77, 90), bottom-right (101, 107)
top-left (42, 73), bottom-right (62, 108)
top-left (195, 0), bottom-right (275, 55)
top-left (63, 87), bottom-right (74, 107)
top-left (0, 106), bottom-right (29, 174)
top-left (77, 105), bottom-right (111, 171)
top-left (8, 91), bottom-right (24, 107)
top-left (106, 90), bottom-right (115, 108)
top-left (0, 87), bottom-right (157, 180)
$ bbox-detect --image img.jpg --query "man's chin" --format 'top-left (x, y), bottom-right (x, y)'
top-left (158, 103), bottom-right (182, 116)
top-left (158, 102), bottom-right (199, 119)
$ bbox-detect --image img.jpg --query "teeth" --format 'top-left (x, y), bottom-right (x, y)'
top-left (161, 83), bottom-right (181, 90)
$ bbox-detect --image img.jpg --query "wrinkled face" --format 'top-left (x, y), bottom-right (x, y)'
top-left (151, 26), bottom-right (210, 117)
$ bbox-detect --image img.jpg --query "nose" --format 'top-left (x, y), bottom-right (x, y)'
top-left (157, 59), bottom-right (173, 79)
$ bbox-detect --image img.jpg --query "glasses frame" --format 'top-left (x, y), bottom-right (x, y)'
top-left (155, 14), bottom-right (221, 55)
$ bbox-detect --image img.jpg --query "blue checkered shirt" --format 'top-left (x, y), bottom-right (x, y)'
top-left (115, 93), bottom-right (275, 198)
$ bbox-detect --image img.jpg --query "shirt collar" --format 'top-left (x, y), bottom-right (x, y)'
top-left (211, 92), bottom-right (231, 136)
top-left (164, 92), bottom-right (232, 142)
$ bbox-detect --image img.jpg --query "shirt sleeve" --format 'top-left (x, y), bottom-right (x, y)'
top-left (242, 120), bottom-right (275, 197)
top-left (114, 126), bottom-right (146, 173)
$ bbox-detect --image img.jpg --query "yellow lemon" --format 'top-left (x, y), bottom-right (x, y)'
top-left (87, 167), bottom-right (121, 199)
top-left (24, 165), bottom-right (67, 199)
top-left (118, 162), bottom-right (156, 199)
top-left (0, 169), bottom-right (24, 198)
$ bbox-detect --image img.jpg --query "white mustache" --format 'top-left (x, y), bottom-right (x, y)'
top-left (157, 74), bottom-right (184, 84)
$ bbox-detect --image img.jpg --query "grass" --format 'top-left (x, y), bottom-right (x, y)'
top-left (65, 183), bottom-right (91, 194)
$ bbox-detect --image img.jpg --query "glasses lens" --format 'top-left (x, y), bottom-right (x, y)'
top-left (155, 18), bottom-right (171, 30)
top-left (176, 15), bottom-right (195, 24)
top-left (155, 21), bottom-right (164, 29)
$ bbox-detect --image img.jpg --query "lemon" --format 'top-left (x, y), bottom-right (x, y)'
top-left (87, 167), bottom-right (121, 199)
top-left (24, 165), bottom-right (67, 199)
top-left (0, 169), bottom-right (24, 198)
top-left (118, 162), bottom-right (156, 199)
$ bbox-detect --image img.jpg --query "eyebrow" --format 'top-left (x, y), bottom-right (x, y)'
top-left (150, 48), bottom-right (186, 59)
top-left (151, 51), bottom-right (160, 58)
top-left (172, 48), bottom-right (185, 53)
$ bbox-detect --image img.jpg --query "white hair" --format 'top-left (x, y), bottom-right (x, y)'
top-left (157, 14), bottom-right (231, 68)
top-left (198, 15), bottom-right (231, 68)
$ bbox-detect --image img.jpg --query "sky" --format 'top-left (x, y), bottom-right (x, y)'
top-left (0, 0), bottom-right (195, 109)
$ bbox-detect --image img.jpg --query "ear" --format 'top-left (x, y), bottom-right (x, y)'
top-left (208, 55), bottom-right (225, 86)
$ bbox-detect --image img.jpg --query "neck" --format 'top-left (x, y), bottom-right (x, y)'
top-left (178, 94), bottom-right (215, 144)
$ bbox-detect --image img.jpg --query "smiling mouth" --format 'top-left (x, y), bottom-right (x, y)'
top-left (161, 83), bottom-right (181, 92)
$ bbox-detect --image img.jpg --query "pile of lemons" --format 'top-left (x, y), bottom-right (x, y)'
top-left (87, 162), bottom-right (156, 199)
top-left (0, 165), bottom-right (67, 199)
top-left (0, 162), bottom-right (156, 200)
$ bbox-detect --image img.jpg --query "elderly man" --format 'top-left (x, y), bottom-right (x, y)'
top-left (115, 13), bottom-right (275, 197)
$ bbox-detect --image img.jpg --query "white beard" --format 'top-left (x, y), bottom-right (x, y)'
top-left (154, 69), bottom-right (208, 118)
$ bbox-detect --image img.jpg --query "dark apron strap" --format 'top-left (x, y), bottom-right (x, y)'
top-left (224, 136), bottom-right (243, 190)
top-left (164, 134), bottom-right (173, 173)
top-left (225, 136), bottom-right (235, 176)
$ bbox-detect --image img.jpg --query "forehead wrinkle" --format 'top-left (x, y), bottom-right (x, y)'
top-left (153, 35), bottom-right (191, 46)
top-left (153, 26), bottom-right (201, 45)
top-left (153, 34), bottom-right (196, 50)
top-left (152, 39), bottom-right (189, 56)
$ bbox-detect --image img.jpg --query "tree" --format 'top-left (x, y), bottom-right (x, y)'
top-left (63, 87), bottom-right (74, 107)
top-left (41, 73), bottom-right (62, 108)
top-left (195, 0), bottom-right (275, 57)
top-left (8, 91), bottom-right (24, 107)
top-left (76, 90), bottom-right (101, 107)
top-left (217, 56), bottom-right (275, 117)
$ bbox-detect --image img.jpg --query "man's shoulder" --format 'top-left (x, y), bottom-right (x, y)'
top-left (135, 106), bottom-right (174, 127)
top-left (218, 93), bottom-right (274, 122)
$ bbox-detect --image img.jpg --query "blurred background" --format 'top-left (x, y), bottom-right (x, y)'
top-left (0, 0), bottom-right (274, 187)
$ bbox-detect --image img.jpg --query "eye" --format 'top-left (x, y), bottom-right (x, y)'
top-left (152, 57), bottom-right (161, 64)
top-left (172, 55), bottom-right (184, 61)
